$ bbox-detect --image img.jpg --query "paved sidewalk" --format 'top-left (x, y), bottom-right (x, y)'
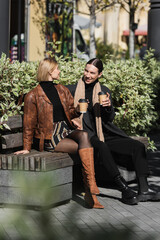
top-left (0, 133), bottom-right (160, 240)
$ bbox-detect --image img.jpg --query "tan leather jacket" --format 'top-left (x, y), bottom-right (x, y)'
top-left (23, 84), bottom-right (79, 151)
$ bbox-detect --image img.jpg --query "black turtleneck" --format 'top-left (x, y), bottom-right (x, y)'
top-left (85, 79), bottom-right (98, 110)
top-left (40, 81), bottom-right (66, 122)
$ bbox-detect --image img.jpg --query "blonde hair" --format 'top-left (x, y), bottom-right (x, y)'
top-left (37, 58), bottom-right (58, 82)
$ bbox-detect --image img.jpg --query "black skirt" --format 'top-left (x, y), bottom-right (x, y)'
top-left (51, 120), bottom-right (74, 149)
top-left (34, 121), bottom-right (74, 152)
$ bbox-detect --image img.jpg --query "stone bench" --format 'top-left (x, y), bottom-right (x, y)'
top-left (0, 115), bottom-right (74, 209)
top-left (0, 115), bottom-right (149, 208)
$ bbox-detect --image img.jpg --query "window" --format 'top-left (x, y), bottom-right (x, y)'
top-left (75, 30), bottom-right (86, 52)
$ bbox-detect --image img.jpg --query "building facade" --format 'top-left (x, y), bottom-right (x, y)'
top-left (0, 0), bottom-right (149, 62)
top-left (77, 0), bottom-right (149, 52)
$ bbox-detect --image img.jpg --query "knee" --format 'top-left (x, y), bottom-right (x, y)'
top-left (81, 130), bottom-right (89, 140)
top-left (94, 141), bottom-right (109, 152)
top-left (78, 130), bottom-right (89, 141)
top-left (133, 139), bottom-right (146, 152)
top-left (98, 141), bottom-right (108, 150)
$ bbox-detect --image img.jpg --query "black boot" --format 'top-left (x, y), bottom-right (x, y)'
top-left (138, 176), bottom-right (160, 202)
top-left (114, 175), bottom-right (138, 205)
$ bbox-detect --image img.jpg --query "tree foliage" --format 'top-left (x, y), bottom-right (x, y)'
top-left (116, 0), bottom-right (148, 13)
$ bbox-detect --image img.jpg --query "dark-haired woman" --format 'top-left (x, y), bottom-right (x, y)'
top-left (15, 57), bottom-right (104, 209)
top-left (67, 58), bottom-right (160, 205)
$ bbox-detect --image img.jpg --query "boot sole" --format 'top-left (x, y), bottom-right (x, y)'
top-left (138, 194), bottom-right (160, 202)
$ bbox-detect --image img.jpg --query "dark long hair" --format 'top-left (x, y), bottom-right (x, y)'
top-left (86, 58), bottom-right (103, 73)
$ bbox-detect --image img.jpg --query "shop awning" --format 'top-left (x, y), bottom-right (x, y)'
top-left (123, 24), bottom-right (147, 36)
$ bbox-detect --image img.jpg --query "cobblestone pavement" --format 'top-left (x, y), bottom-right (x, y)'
top-left (0, 133), bottom-right (160, 240)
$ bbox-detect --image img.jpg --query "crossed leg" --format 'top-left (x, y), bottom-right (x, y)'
top-left (54, 130), bottom-right (103, 208)
top-left (54, 130), bottom-right (92, 154)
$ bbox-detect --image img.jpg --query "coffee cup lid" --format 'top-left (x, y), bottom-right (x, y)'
top-left (79, 99), bottom-right (87, 103)
top-left (98, 91), bottom-right (106, 95)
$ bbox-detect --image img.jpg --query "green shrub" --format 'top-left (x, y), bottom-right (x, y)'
top-left (143, 49), bottom-right (160, 121)
top-left (56, 56), bottom-right (85, 85)
top-left (0, 52), bottom-right (159, 138)
top-left (0, 53), bottom-right (38, 125)
top-left (101, 54), bottom-right (158, 136)
top-left (96, 39), bottom-right (123, 61)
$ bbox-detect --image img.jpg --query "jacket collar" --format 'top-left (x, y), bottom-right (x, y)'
top-left (37, 84), bottom-right (52, 104)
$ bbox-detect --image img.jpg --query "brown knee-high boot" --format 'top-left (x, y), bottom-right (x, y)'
top-left (79, 148), bottom-right (99, 195)
top-left (79, 148), bottom-right (104, 209)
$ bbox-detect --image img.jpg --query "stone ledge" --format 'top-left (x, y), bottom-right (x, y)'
top-left (0, 150), bottom-right (73, 171)
top-left (0, 183), bottom-right (72, 208)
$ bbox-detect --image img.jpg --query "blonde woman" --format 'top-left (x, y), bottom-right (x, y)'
top-left (15, 57), bottom-right (103, 209)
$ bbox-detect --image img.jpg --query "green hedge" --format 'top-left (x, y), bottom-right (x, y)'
top-left (0, 54), bottom-right (38, 126)
top-left (101, 56), bottom-right (158, 135)
top-left (0, 52), bottom-right (160, 138)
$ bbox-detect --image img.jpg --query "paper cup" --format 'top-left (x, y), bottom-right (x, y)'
top-left (98, 92), bottom-right (106, 105)
top-left (79, 99), bottom-right (88, 113)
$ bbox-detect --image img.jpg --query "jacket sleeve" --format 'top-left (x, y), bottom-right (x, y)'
top-left (101, 86), bottom-right (115, 122)
top-left (23, 91), bottom-right (37, 151)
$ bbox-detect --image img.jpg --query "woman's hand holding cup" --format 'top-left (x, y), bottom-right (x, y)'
top-left (98, 92), bottom-right (111, 107)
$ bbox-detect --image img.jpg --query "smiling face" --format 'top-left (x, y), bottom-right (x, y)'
top-left (83, 64), bottom-right (102, 84)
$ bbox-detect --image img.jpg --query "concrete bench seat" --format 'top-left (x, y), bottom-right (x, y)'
top-left (0, 115), bottom-right (149, 208)
top-left (0, 150), bottom-right (73, 209)
top-left (0, 115), bottom-right (74, 209)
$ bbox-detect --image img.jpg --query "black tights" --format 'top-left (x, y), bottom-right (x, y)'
top-left (54, 130), bottom-right (92, 154)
